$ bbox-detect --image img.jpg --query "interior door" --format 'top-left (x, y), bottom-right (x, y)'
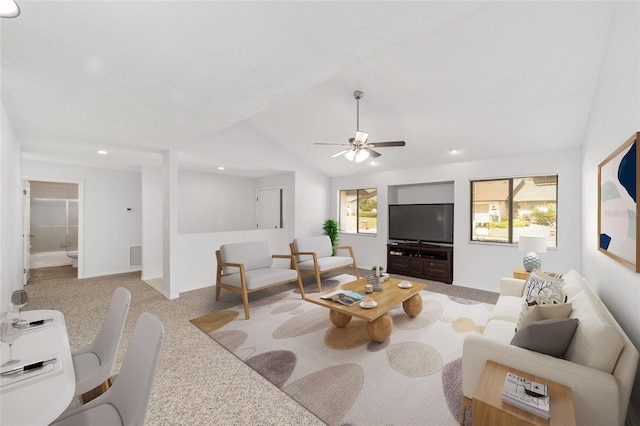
top-left (23, 181), bottom-right (31, 284)
top-left (256, 188), bottom-right (283, 229)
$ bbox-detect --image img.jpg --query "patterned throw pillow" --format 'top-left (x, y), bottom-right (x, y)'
top-left (522, 269), bottom-right (565, 302)
top-left (516, 269), bottom-right (567, 331)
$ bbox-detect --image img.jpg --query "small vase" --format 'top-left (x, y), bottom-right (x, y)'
top-left (373, 275), bottom-right (384, 292)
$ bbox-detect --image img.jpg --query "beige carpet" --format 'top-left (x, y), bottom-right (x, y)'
top-left (191, 274), bottom-right (493, 425)
top-left (24, 267), bottom-right (497, 425)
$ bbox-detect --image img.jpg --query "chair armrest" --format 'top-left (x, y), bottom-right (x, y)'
top-left (334, 245), bottom-right (356, 258)
top-left (221, 261), bottom-right (244, 269)
top-left (272, 254), bottom-right (294, 259)
top-left (291, 251), bottom-right (315, 256)
top-left (500, 278), bottom-right (526, 296)
top-left (272, 254), bottom-right (296, 270)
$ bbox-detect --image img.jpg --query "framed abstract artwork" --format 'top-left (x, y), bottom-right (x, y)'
top-left (598, 132), bottom-right (640, 272)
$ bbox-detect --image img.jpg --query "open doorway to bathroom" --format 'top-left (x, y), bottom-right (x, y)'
top-left (26, 180), bottom-right (79, 282)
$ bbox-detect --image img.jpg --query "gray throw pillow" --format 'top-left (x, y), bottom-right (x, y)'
top-left (510, 318), bottom-right (579, 358)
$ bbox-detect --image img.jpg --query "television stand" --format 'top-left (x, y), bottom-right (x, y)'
top-left (387, 243), bottom-right (453, 284)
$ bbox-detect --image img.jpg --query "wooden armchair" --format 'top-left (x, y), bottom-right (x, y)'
top-left (216, 241), bottom-right (304, 319)
top-left (290, 235), bottom-right (359, 292)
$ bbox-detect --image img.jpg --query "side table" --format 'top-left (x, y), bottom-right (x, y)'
top-left (513, 267), bottom-right (531, 280)
top-left (460, 360), bottom-right (576, 426)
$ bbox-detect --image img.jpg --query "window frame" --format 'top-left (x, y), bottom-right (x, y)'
top-left (338, 188), bottom-right (378, 235)
top-left (470, 175), bottom-right (558, 247)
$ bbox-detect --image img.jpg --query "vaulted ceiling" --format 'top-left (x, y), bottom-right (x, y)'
top-left (1, 1), bottom-right (616, 177)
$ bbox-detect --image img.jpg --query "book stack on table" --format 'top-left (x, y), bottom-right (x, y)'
top-left (501, 372), bottom-right (550, 419)
top-left (320, 290), bottom-right (366, 306)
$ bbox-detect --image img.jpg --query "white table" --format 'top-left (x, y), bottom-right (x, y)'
top-left (1, 310), bottom-right (75, 426)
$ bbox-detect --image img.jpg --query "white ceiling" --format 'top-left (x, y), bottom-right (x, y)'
top-left (1, 1), bottom-right (616, 177)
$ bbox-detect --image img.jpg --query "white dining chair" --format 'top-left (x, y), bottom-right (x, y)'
top-left (72, 287), bottom-right (131, 401)
top-left (50, 312), bottom-right (165, 426)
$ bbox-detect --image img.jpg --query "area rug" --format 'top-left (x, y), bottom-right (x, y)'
top-left (190, 275), bottom-right (492, 425)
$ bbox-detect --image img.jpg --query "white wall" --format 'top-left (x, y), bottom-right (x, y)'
top-left (390, 181), bottom-right (454, 204)
top-left (177, 228), bottom-right (291, 292)
top-left (0, 103), bottom-right (24, 312)
top-left (182, 122), bottom-right (331, 240)
top-left (141, 166), bottom-right (163, 280)
top-left (580, 2), bottom-right (640, 422)
top-left (178, 170), bottom-right (257, 233)
top-left (331, 147), bottom-right (582, 292)
top-left (22, 161), bottom-right (142, 278)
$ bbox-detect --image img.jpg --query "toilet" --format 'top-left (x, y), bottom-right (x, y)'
top-left (67, 250), bottom-right (78, 268)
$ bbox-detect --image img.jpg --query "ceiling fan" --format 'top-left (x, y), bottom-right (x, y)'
top-left (314, 90), bottom-right (406, 162)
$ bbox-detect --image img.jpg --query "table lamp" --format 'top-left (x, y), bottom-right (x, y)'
top-left (518, 235), bottom-right (547, 272)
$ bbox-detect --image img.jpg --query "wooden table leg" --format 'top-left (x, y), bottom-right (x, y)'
top-left (460, 395), bottom-right (471, 425)
top-left (329, 309), bottom-right (352, 328)
top-left (367, 312), bottom-right (393, 342)
top-left (402, 293), bottom-right (423, 317)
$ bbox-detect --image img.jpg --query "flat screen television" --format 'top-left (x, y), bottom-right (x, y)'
top-left (388, 203), bottom-right (454, 244)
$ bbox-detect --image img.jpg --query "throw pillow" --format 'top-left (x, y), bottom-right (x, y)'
top-left (521, 302), bottom-right (572, 328)
top-left (516, 269), bottom-right (567, 331)
top-left (510, 318), bottom-right (579, 358)
top-left (522, 269), bottom-right (564, 301)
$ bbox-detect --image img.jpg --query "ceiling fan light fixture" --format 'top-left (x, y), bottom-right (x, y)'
top-left (344, 150), bottom-right (356, 162)
top-left (355, 131), bottom-right (369, 144)
top-left (354, 150), bottom-right (370, 163)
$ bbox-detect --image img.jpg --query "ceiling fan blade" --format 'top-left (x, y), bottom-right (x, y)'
top-left (330, 149), bottom-right (350, 158)
top-left (366, 148), bottom-right (382, 158)
top-left (367, 141), bottom-right (406, 148)
top-left (314, 143), bottom-right (351, 147)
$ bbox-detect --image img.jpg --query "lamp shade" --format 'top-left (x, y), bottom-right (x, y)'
top-left (518, 235), bottom-right (547, 253)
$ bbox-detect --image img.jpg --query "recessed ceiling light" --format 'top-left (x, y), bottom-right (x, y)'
top-left (218, 166), bottom-right (225, 171)
top-left (448, 148), bottom-right (460, 155)
top-left (96, 150), bottom-right (108, 155)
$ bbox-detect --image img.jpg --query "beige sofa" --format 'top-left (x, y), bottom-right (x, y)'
top-left (462, 269), bottom-right (639, 426)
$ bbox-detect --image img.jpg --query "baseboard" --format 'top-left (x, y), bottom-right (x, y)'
top-left (180, 281), bottom-right (215, 293)
top-left (452, 280), bottom-right (498, 294)
top-left (79, 266), bottom-right (142, 279)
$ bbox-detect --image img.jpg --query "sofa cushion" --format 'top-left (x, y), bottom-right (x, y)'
top-left (564, 293), bottom-right (625, 373)
top-left (511, 318), bottom-right (579, 357)
top-left (293, 236), bottom-right (333, 262)
top-left (482, 319), bottom-right (517, 343)
top-left (488, 295), bottom-right (522, 322)
top-left (220, 241), bottom-right (273, 275)
top-left (298, 256), bottom-right (354, 273)
top-left (220, 267), bottom-right (298, 290)
top-left (560, 269), bottom-right (584, 300)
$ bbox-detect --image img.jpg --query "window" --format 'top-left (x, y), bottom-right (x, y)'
top-left (339, 188), bottom-right (377, 234)
top-left (470, 175), bottom-right (557, 247)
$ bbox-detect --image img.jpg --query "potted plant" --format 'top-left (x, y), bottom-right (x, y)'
top-left (323, 219), bottom-right (339, 255)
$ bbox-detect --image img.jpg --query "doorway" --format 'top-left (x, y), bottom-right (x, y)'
top-left (256, 187), bottom-right (284, 229)
top-left (25, 180), bottom-right (81, 282)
